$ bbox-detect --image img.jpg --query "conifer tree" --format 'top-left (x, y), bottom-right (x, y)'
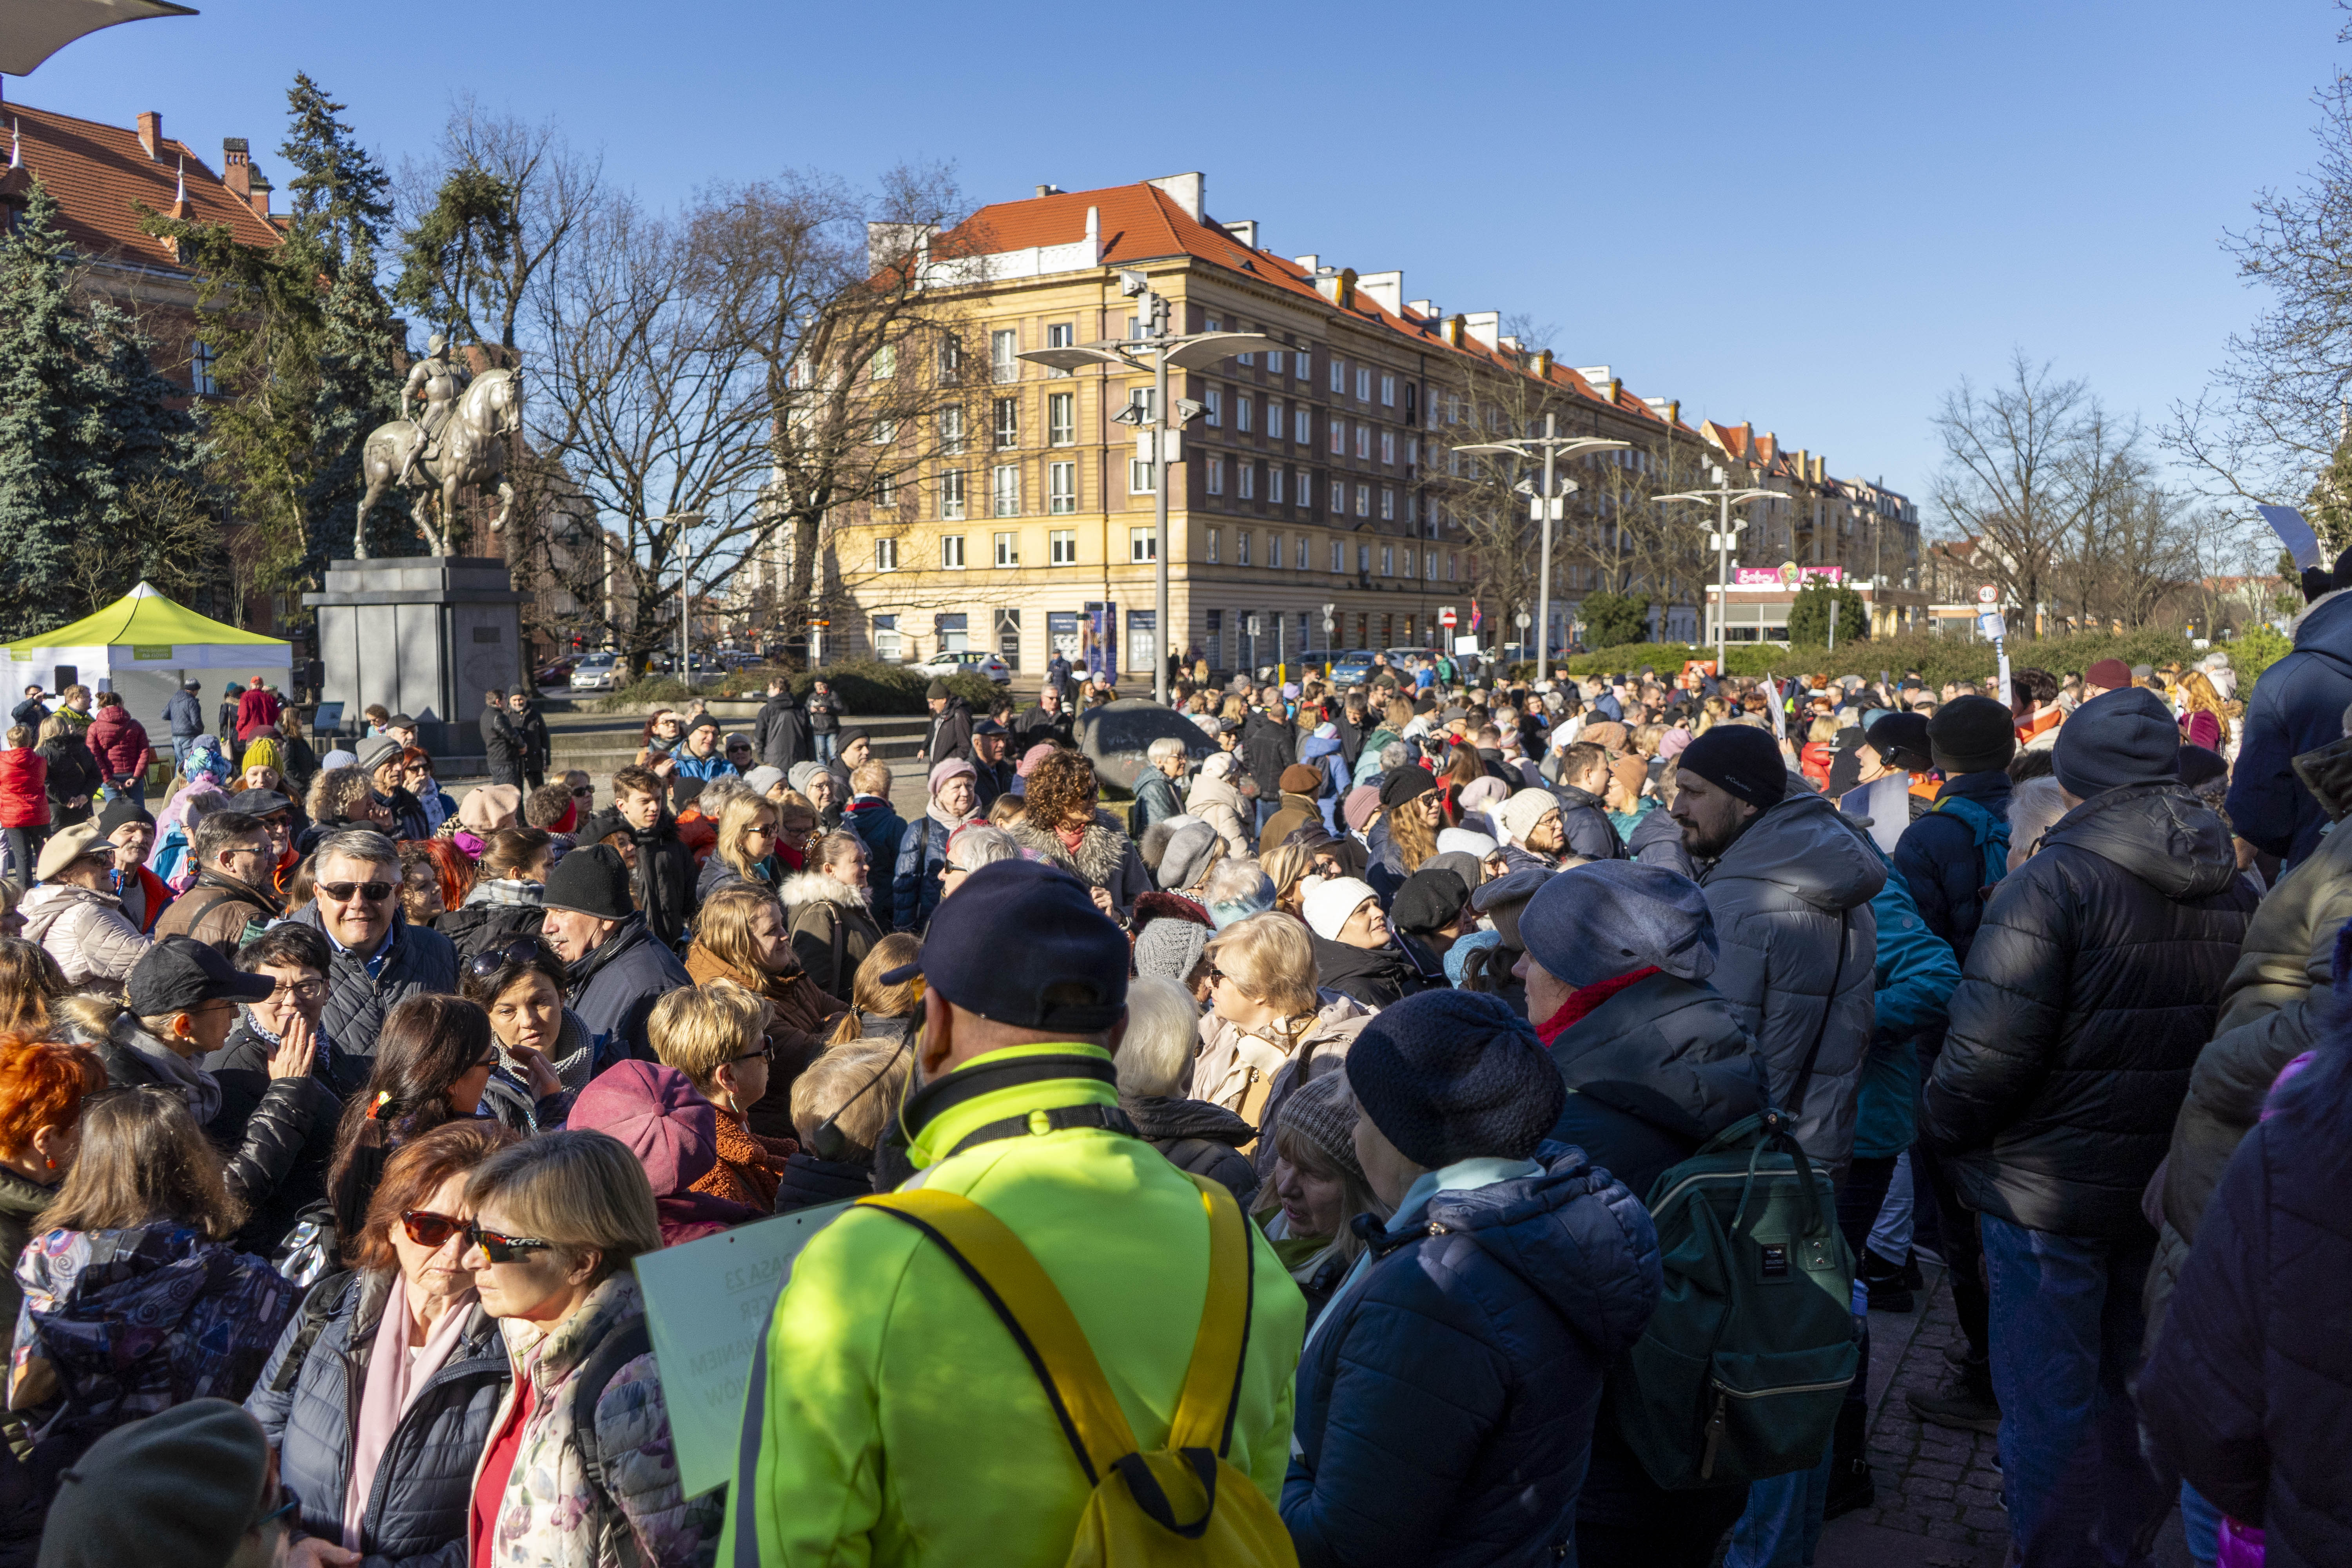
top-left (0, 181), bottom-right (89, 636)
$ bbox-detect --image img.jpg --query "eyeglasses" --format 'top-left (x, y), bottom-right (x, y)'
top-left (466, 940), bottom-right (545, 979)
top-left (399, 1209), bottom-right (469, 1249)
top-left (467, 1223), bottom-right (555, 1263)
top-left (730, 1041), bottom-right (775, 1064)
top-left (319, 880), bottom-right (394, 903)
top-left (267, 978), bottom-right (328, 1003)
top-left (1207, 965), bottom-right (1229, 987)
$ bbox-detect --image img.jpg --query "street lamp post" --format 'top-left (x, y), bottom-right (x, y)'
top-left (1656, 469), bottom-right (1775, 671)
top-left (650, 511), bottom-right (706, 683)
top-left (1021, 274), bottom-right (1278, 704)
top-left (1452, 417), bottom-right (1628, 673)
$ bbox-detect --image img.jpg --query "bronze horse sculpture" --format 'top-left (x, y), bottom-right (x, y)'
top-left (351, 366), bottom-right (523, 558)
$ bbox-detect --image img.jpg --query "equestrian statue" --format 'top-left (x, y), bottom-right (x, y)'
top-left (351, 333), bottom-right (524, 558)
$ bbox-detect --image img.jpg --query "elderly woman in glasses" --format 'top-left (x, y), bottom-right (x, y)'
top-left (459, 937), bottom-right (592, 1134)
top-left (247, 1120), bottom-right (522, 1566)
top-left (461, 1131), bottom-right (718, 1567)
top-left (650, 980), bottom-right (796, 1213)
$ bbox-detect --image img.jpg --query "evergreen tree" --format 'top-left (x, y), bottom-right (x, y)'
top-left (307, 230), bottom-right (403, 560)
top-left (1787, 578), bottom-right (1869, 645)
top-left (0, 181), bottom-right (89, 636)
top-left (1580, 590), bottom-right (1652, 649)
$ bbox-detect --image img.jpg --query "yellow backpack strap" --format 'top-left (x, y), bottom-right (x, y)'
top-left (856, 1189), bottom-right (1138, 1485)
top-left (1166, 1175), bottom-right (1253, 1458)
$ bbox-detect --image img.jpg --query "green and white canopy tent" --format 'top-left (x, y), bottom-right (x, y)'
top-left (3, 584), bottom-right (290, 737)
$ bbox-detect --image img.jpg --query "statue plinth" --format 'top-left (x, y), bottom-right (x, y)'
top-left (303, 556), bottom-right (527, 766)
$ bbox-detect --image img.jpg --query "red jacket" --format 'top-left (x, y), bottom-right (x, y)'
top-left (0, 750), bottom-right (47, 829)
top-left (236, 686), bottom-right (283, 741)
top-left (125, 864), bottom-right (172, 935)
top-left (84, 706), bottom-right (152, 782)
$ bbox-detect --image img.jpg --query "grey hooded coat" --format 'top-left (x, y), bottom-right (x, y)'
top-left (1696, 791), bottom-right (1884, 1177)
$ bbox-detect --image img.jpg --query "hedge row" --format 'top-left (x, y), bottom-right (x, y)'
top-left (593, 661), bottom-right (1002, 716)
top-left (1552, 628), bottom-right (2294, 690)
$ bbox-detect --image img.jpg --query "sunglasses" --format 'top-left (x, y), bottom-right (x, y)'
top-left (570, 786), bottom-right (594, 798)
top-left (1207, 965), bottom-right (1230, 987)
top-left (399, 1209), bottom-right (469, 1249)
top-left (466, 939), bottom-right (545, 978)
top-left (731, 1041), bottom-right (775, 1065)
top-left (469, 1223), bottom-right (555, 1263)
top-left (319, 880), bottom-right (394, 903)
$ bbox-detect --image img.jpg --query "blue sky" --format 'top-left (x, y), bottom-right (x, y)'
top-left (11, 0), bottom-right (2340, 519)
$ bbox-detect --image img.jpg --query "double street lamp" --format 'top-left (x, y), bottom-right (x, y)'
top-left (1656, 467), bottom-right (1775, 671)
top-left (1020, 270), bottom-right (1277, 704)
top-left (1452, 414), bottom-right (1627, 672)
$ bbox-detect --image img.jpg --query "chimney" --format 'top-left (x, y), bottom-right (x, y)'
top-left (1355, 269), bottom-right (1402, 316)
top-left (1407, 298), bottom-right (1437, 320)
top-left (244, 165), bottom-right (273, 220)
top-left (1034, 183), bottom-right (1062, 198)
top-left (136, 111), bottom-right (161, 161)
top-left (1221, 218), bottom-right (1258, 249)
top-left (1143, 171), bottom-right (1203, 221)
top-left (1575, 365), bottom-right (1613, 387)
top-left (1291, 253), bottom-right (1319, 273)
top-left (1462, 311), bottom-right (1501, 349)
top-left (222, 137), bottom-right (249, 195)
top-left (1534, 349), bottom-right (1553, 378)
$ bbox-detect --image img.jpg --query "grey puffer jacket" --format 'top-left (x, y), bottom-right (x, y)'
top-left (2149, 733), bottom-right (2352, 1336)
top-left (1922, 783), bottom-right (2259, 1238)
top-left (285, 906), bottom-right (461, 1100)
top-left (1696, 792), bottom-right (1884, 1178)
top-left (247, 1269), bottom-right (510, 1568)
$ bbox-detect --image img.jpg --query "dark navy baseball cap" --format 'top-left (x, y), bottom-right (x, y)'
top-left (882, 858), bottom-right (1128, 1032)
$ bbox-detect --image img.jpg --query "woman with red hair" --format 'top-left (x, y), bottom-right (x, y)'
top-left (0, 1035), bottom-right (105, 1326)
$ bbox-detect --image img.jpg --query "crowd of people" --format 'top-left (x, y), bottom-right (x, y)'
top-left (0, 618), bottom-right (2337, 1566)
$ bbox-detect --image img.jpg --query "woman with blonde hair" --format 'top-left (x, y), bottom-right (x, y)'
top-left (771, 1037), bottom-right (910, 1210)
top-left (459, 1131), bottom-right (717, 1565)
top-left (696, 790), bottom-right (783, 904)
top-left (1263, 839), bottom-right (1318, 918)
top-left (650, 979), bottom-right (797, 1213)
top-left (827, 932), bottom-right (924, 1047)
top-left (0, 936), bottom-right (68, 1036)
top-left (1367, 764), bottom-right (1444, 900)
top-left (1193, 909), bottom-right (1370, 1172)
top-left (2178, 668), bottom-right (2228, 753)
top-left (772, 790), bottom-right (821, 874)
top-left (685, 882), bottom-right (847, 1136)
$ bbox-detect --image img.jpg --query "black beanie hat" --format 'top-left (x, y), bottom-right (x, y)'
top-left (1347, 990), bottom-right (1566, 1168)
top-left (1865, 711), bottom-right (1935, 773)
top-left (926, 679), bottom-right (951, 701)
top-left (2053, 687), bottom-right (2179, 798)
top-left (1928, 695), bottom-right (2016, 776)
top-left (95, 795), bottom-right (154, 837)
top-left (542, 843), bottom-right (633, 920)
top-left (1675, 726), bottom-right (1786, 810)
top-left (1389, 867), bottom-right (1469, 936)
top-left (1378, 765), bottom-right (1438, 809)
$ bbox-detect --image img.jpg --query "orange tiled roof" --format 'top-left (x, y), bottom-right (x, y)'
top-left (951, 181), bottom-right (1697, 433)
top-left (3, 100), bottom-right (281, 271)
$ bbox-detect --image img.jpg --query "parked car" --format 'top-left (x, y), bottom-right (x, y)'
top-left (534, 656), bottom-right (578, 687)
top-left (916, 649), bottom-right (1011, 684)
top-left (570, 652), bottom-right (622, 691)
top-left (1329, 651), bottom-right (1380, 686)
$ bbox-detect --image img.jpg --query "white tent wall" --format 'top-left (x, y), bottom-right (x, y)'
top-left (2, 653), bottom-right (292, 753)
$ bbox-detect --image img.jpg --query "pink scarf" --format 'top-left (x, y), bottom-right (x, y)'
top-left (344, 1275), bottom-right (475, 1550)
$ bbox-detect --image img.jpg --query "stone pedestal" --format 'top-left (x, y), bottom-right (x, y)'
top-left (303, 557), bottom-right (526, 760)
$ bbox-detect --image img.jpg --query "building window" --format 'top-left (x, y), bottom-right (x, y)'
top-left (1130, 457), bottom-right (1155, 494)
top-left (1330, 539), bottom-right (1344, 573)
top-left (1328, 419), bottom-right (1344, 456)
top-left (1131, 527), bottom-right (1157, 562)
top-left (1274, 533), bottom-right (1288, 568)
top-left (1128, 386), bottom-right (1158, 423)
top-left (1237, 530), bottom-right (1252, 566)
top-left (1205, 317), bottom-right (1221, 334)
top-left (1426, 550), bottom-right (1439, 581)
top-left (994, 530), bottom-right (1019, 566)
top-left (191, 340), bottom-right (220, 396)
top-left (1207, 528), bottom-right (1221, 563)
top-left (1406, 435), bottom-right (1418, 469)
top-left (1266, 397), bottom-right (1282, 440)
top-left (1299, 473), bottom-right (1314, 510)
top-left (872, 342), bottom-right (896, 381)
top-left (939, 335), bottom-right (963, 381)
top-left (1207, 456), bottom-right (1225, 497)
top-left (991, 328), bottom-right (1018, 383)
top-left (1358, 544), bottom-right (1371, 574)
top-left (1267, 349), bottom-right (1285, 375)
top-left (1380, 488), bottom-right (1395, 521)
top-left (1050, 528), bottom-right (1077, 564)
top-left (1270, 467), bottom-right (1286, 505)
top-left (1329, 358), bottom-right (1345, 393)
top-left (1047, 392), bottom-right (1074, 446)
top-left (1238, 463), bottom-right (1256, 501)
top-left (993, 397), bottom-right (1019, 450)
top-left (1356, 367), bottom-right (1371, 401)
top-left (940, 470), bottom-right (967, 520)
top-left (1329, 478), bottom-right (1344, 515)
top-left (1380, 373), bottom-right (1395, 407)
top-left (873, 613), bottom-right (900, 660)
top-left (1355, 484), bottom-right (1371, 517)
top-left (1048, 460), bottom-right (1076, 515)
top-left (1204, 388), bottom-right (1222, 427)
top-left (1355, 425), bottom-right (1370, 460)
top-left (875, 471), bottom-right (896, 507)
top-left (942, 534), bottom-right (967, 568)
top-left (939, 406), bottom-right (965, 455)
top-left (872, 417), bottom-right (897, 446)
top-left (1297, 349), bottom-right (1311, 382)
top-left (1044, 322), bottom-right (1074, 376)
top-left (1380, 431), bottom-right (1395, 465)
top-left (1401, 548), bottom-right (1414, 576)
top-left (1448, 552), bottom-right (1458, 581)
top-left (1288, 408), bottom-right (1303, 445)
top-left (991, 464), bottom-right (1020, 517)
top-left (875, 537), bottom-right (899, 572)
top-left (1237, 395), bottom-right (1252, 433)
top-left (1381, 546), bottom-right (1394, 577)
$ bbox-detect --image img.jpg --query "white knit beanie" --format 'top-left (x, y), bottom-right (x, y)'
top-left (1300, 875), bottom-right (1379, 941)
top-left (1496, 788), bottom-right (1559, 848)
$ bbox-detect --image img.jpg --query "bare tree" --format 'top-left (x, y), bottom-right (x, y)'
top-left (1930, 351), bottom-right (2116, 617)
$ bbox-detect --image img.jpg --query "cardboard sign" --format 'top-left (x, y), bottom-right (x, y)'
top-left (634, 1200), bottom-right (853, 1499)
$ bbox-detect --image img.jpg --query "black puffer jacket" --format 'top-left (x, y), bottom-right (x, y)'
top-left (1893, 767), bottom-right (2011, 971)
top-left (1310, 933), bottom-right (1426, 1011)
top-left (566, 915), bottom-right (692, 1064)
top-left (1548, 782), bottom-right (1624, 862)
top-left (1922, 784), bottom-right (2259, 1236)
top-left (201, 1019), bottom-right (343, 1254)
top-left (771, 1152), bottom-right (875, 1212)
top-left (1241, 710), bottom-right (1294, 810)
top-left (36, 735), bottom-right (100, 826)
top-left (247, 1269), bottom-right (510, 1568)
top-left (1544, 970), bottom-right (1770, 1200)
top-left (285, 906), bottom-right (461, 1100)
top-left (434, 879), bottom-right (547, 968)
top-left (2141, 1010), bottom-right (2352, 1568)
top-left (1120, 1093), bottom-right (1260, 1209)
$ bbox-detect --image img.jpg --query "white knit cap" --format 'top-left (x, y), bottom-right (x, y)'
top-left (1300, 875), bottom-right (1379, 941)
top-left (1436, 827), bottom-right (1498, 858)
top-left (1496, 788), bottom-right (1560, 848)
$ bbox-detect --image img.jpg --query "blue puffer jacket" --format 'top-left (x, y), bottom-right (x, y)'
top-left (1891, 768), bottom-right (2011, 971)
top-left (1301, 729), bottom-right (1350, 833)
top-left (1282, 1144), bottom-right (1662, 1568)
top-left (247, 1269), bottom-right (511, 1568)
top-left (2228, 587), bottom-right (2352, 870)
top-left (1856, 855), bottom-right (1961, 1160)
top-left (892, 813), bottom-right (955, 934)
top-left (2141, 974), bottom-right (2352, 1568)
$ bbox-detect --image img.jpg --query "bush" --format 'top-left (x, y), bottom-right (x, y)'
top-left (1561, 628), bottom-right (2280, 690)
top-left (592, 677), bottom-right (701, 713)
top-left (1786, 581), bottom-right (1869, 646)
top-left (2228, 624), bottom-right (2292, 684)
top-left (788, 660), bottom-right (1000, 715)
top-left (1580, 590), bottom-right (1652, 650)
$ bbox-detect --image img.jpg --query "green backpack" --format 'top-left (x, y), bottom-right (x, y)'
top-left (1610, 1107), bottom-right (1858, 1489)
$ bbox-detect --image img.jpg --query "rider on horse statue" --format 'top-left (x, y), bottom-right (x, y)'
top-left (397, 332), bottom-right (473, 487)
